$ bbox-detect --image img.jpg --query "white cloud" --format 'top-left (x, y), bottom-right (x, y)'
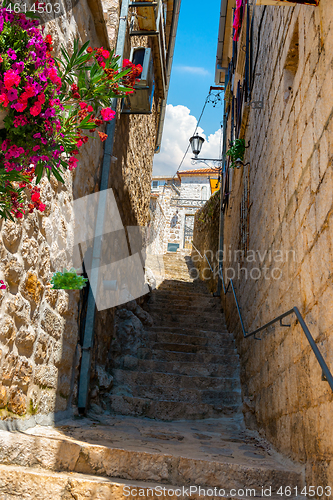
top-left (174, 65), bottom-right (211, 76)
top-left (153, 104), bottom-right (222, 176)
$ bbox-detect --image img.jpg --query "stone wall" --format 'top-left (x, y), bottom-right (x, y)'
top-left (222, 0), bottom-right (333, 490)
top-left (192, 191), bottom-right (220, 293)
top-left (0, 0), bottom-right (104, 424)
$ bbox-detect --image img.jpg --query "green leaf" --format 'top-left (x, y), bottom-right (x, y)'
top-left (35, 163), bottom-right (43, 184)
top-left (51, 167), bottom-right (65, 183)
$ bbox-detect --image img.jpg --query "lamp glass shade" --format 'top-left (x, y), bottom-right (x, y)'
top-left (189, 134), bottom-right (205, 156)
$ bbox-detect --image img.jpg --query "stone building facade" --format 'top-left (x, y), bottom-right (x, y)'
top-left (0, 0), bottom-right (178, 425)
top-left (149, 169), bottom-right (219, 254)
top-left (196, 0), bottom-right (333, 491)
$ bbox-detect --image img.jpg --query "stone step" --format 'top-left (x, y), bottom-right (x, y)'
top-left (108, 394), bottom-right (243, 419)
top-left (147, 325), bottom-right (231, 336)
top-left (145, 331), bottom-right (236, 348)
top-left (147, 302), bottom-right (221, 313)
top-left (138, 348), bottom-right (240, 364)
top-left (0, 464), bottom-right (290, 500)
top-left (117, 355), bottom-right (240, 378)
top-left (1, 426), bottom-right (303, 490)
top-left (150, 318), bottom-right (224, 329)
top-left (113, 383), bottom-right (241, 405)
top-left (112, 369), bottom-right (240, 392)
top-left (151, 290), bottom-right (213, 299)
top-left (149, 342), bottom-right (236, 355)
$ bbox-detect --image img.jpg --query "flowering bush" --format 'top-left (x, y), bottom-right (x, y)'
top-left (51, 268), bottom-right (88, 290)
top-left (0, 3), bottom-right (142, 220)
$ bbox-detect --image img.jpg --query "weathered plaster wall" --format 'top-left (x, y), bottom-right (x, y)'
top-left (222, 1), bottom-right (333, 490)
top-left (0, 0), bottom-right (104, 423)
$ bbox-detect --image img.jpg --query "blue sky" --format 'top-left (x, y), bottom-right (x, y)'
top-left (153, 0), bottom-right (224, 175)
top-left (168, 0), bottom-right (223, 136)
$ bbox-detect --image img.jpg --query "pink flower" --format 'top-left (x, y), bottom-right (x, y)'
top-left (87, 105), bottom-right (93, 112)
top-left (38, 203), bottom-right (46, 212)
top-left (7, 88), bottom-right (18, 101)
top-left (33, 145), bottom-right (40, 151)
top-left (79, 102), bottom-right (87, 109)
top-left (100, 107), bottom-right (116, 122)
top-left (68, 156), bottom-right (78, 170)
top-left (76, 139), bottom-right (83, 147)
top-left (0, 280), bottom-right (6, 290)
top-left (4, 69), bottom-right (20, 90)
top-left (102, 49), bottom-right (110, 59)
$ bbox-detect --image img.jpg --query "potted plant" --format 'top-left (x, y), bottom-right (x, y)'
top-left (50, 268), bottom-right (88, 290)
top-left (226, 138), bottom-right (246, 169)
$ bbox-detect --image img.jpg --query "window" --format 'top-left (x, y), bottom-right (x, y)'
top-left (152, 180), bottom-right (159, 189)
top-left (201, 186), bottom-right (208, 200)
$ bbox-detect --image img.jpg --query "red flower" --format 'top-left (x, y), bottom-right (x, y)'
top-left (30, 102), bottom-right (42, 116)
top-left (38, 203), bottom-right (46, 212)
top-left (87, 105), bottom-right (93, 112)
top-left (102, 49), bottom-right (110, 59)
top-left (87, 47), bottom-right (93, 53)
top-left (98, 131), bottom-right (108, 142)
top-left (79, 102), bottom-right (87, 110)
top-left (31, 192), bottom-right (40, 202)
top-left (0, 280), bottom-right (6, 290)
top-left (0, 55), bottom-right (3, 63)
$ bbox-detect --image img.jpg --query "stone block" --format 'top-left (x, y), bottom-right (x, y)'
top-left (20, 271), bottom-right (43, 305)
top-left (7, 386), bottom-right (26, 415)
top-left (40, 305), bottom-right (65, 340)
top-left (4, 259), bottom-right (24, 288)
top-left (2, 220), bottom-right (22, 252)
top-left (0, 316), bottom-right (16, 342)
top-left (15, 325), bottom-right (36, 356)
top-left (0, 385), bottom-right (8, 409)
top-left (34, 365), bottom-right (58, 390)
top-left (21, 238), bottom-right (39, 267)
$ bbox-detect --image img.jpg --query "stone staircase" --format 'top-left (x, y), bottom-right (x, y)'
top-left (0, 253), bottom-right (306, 499)
top-left (108, 253), bottom-right (242, 420)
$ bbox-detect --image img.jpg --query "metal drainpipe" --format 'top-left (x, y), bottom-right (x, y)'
top-left (216, 76), bottom-right (229, 297)
top-left (77, 0), bottom-right (130, 413)
top-left (154, 0), bottom-right (181, 153)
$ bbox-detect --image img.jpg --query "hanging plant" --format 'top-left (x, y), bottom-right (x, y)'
top-left (50, 268), bottom-right (88, 290)
top-left (226, 138), bottom-right (246, 169)
top-left (0, 2), bottom-right (142, 220)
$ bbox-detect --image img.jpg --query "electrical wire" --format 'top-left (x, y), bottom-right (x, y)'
top-left (172, 92), bottom-right (211, 178)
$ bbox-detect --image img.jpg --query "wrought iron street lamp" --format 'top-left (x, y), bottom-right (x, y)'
top-left (189, 133), bottom-right (222, 167)
top-left (189, 133), bottom-right (205, 158)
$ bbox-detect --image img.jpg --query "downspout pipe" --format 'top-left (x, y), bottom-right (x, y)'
top-left (77, 0), bottom-right (130, 413)
top-left (154, 0), bottom-right (181, 153)
top-left (216, 73), bottom-right (229, 297)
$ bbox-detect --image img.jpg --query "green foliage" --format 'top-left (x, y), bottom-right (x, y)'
top-left (226, 139), bottom-right (246, 168)
top-left (50, 268), bottom-right (88, 290)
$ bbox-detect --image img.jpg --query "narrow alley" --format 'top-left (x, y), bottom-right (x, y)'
top-left (0, 254), bottom-right (305, 499)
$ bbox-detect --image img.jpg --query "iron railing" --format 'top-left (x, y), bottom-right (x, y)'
top-left (221, 271), bottom-right (333, 392)
top-left (191, 244), bottom-right (333, 393)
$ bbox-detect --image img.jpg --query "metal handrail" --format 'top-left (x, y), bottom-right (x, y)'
top-left (220, 270), bottom-right (333, 392)
top-left (191, 242), bottom-right (214, 273)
